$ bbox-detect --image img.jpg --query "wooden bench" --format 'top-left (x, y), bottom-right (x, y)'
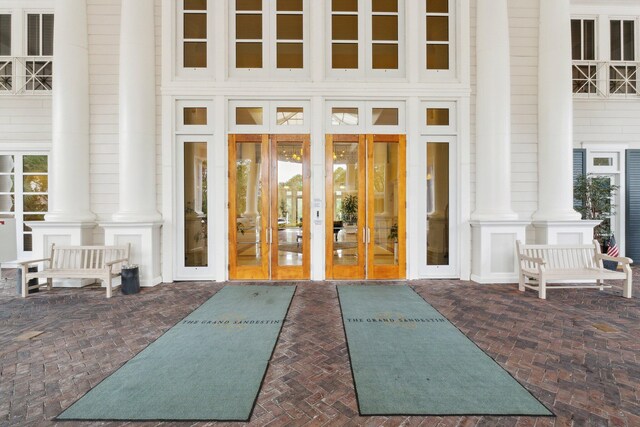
top-left (516, 240), bottom-right (633, 299)
top-left (18, 244), bottom-right (130, 298)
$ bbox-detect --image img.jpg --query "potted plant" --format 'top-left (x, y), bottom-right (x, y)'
top-left (573, 174), bottom-right (619, 247)
top-left (388, 222), bottom-right (399, 263)
top-left (340, 194), bottom-right (358, 225)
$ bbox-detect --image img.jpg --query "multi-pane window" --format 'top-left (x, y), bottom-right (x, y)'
top-left (276, 0), bottom-right (303, 69)
top-left (425, 0), bottom-right (450, 70)
top-left (25, 13), bottom-right (53, 91)
top-left (571, 19), bottom-right (597, 94)
top-left (371, 0), bottom-right (398, 69)
top-left (183, 0), bottom-right (207, 68)
top-left (233, 0), bottom-right (306, 73)
top-left (610, 19), bottom-right (636, 95)
top-left (0, 154), bottom-right (48, 256)
top-left (331, 0), bottom-right (359, 69)
top-left (0, 14), bottom-right (11, 91)
top-left (330, 0), bottom-right (403, 74)
top-left (235, 0), bottom-right (263, 68)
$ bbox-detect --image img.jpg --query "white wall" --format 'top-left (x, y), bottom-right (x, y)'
top-left (0, 97), bottom-right (51, 151)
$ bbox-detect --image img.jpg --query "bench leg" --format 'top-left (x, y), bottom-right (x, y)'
top-left (47, 277), bottom-right (52, 291)
top-left (518, 273), bottom-right (525, 292)
top-left (539, 278), bottom-right (547, 300)
top-left (106, 276), bottom-right (112, 298)
top-left (21, 266), bottom-right (28, 298)
top-left (623, 265), bottom-right (632, 298)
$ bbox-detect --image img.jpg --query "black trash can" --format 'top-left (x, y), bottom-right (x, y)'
top-left (16, 267), bottom-right (39, 295)
top-left (121, 265), bottom-right (140, 295)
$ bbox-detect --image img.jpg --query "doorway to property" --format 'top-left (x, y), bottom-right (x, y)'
top-left (325, 134), bottom-right (406, 279)
top-left (229, 134), bottom-right (311, 280)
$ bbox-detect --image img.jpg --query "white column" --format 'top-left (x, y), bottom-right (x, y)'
top-left (534, 0), bottom-right (581, 223)
top-left (113, 0), bottom-right (160, 222)
top-left (471, 0), bottom-right (527, 284)
top-left (30, 0), bottom-right (95, 286)
top-left (46, 0), bottom-right (94, 223)
top-left (472, 0), bottom-right (516, 221)
top-left (102, 0), bottom-right (162, 287)
top-left (532, 0), bottom-right (595, 245)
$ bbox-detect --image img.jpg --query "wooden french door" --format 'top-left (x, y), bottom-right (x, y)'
top-left (229, 134), bottom-right (310, 280)
top-left (325, 134), bottom-right (406, 280)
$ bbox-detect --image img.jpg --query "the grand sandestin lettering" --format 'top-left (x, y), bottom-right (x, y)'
top-left (182, 319), bottom-right (282, 325)
top-left (346, 318), bottom-right (445, 323)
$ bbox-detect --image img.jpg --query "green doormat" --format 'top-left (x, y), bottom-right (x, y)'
top-left (57, 285), bottom-right (295, 421)
top-left (337, 285), bottom-right (553, 416)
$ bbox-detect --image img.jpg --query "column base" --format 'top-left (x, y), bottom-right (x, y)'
top-left (28, 221), bottom-right (97, 288)
top-left (532, 220), bottom-right (601, 245)
top-left (470, 220), bottom-right (529, 284)
top-left (100, 222), bottom-right (163, 287)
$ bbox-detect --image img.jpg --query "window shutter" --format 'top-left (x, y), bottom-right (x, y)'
top-left (573, 149), bottom-right (586, 211)
top-left (626, 150), bottom-right (640, 263)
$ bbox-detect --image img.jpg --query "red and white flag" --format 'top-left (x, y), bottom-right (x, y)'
top-left (607, 235), bottom-right (619, 257)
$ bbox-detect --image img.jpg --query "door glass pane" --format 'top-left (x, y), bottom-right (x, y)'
top-left (427, 44), bottom-right (448, 69)
top-left (184, 13), bottom-right (207, 39)
top-left (276, 107), bottom-right (304, 125)
top-left (332, 15), bottom-right (358, 40)
top-left (278, 0), bottom-right (302, 11)
top-left (277, 14), bottom-right (302, 40)
top-left (184, 42), bottom-right (207, 67)
top-left (277, 42), bottom-right (303, 68)
top-left (23, 155), bottom-right (47, 173)
top-left (426, 0), bottom-right (448, 13)
top-left (332, 43), bottom-right (358, 69)
top-left (0, 15), bottom-right (11, 56)
top-left (584, 20), bottom-right (595, 60)
top-left (236, 14), bottom-right (262, 39)
top-left (276, 142), bottom-right (304, 267)
top-left (372, 108), bottom-right (398, 126)
top-left (373, 0), bottom-right (397, 13)
top-left (331, 107), bottom-right (358, 125)
top-left (611, 20), bottom-right (621, 61)
top-left (237, 0), bottom-right (262, 11)
top-left (332, 0), bottom-right (357, 12)
top-left (184, 142), bottom-right (208, 267)
top-left (427, 108), bottom-right (449, 125)
top-left (372, 16), bottom-right (397, 41)
top-left (427, 142), bottom-right (449, 266)
top-left (27, 15), bottom-right (40, 56)
top-left (236, 42), bottom-right (263, 68)
top-left (185, 0), bottom-right (207, 10)
top-left (0, 155), bottom-right (15, 214)
top-left (184, 107), bottom-right (207, 125)
top-left (426, 16), bottom-right (448, 41)
top-left (236, 107), bottom-right (263, 125)
top-left (372, 44), bottom-right (398, 69)
top-left (42, 14), bottom-right (54, 56)
top-left (623, 21), bottom-right (635, 61)
top-left (332, 142), bottom-right (359, 266)
top-left (235, 143), bottom-right (263, 267)
top-left (372, 142), bottom-right (398, 266)
top-left (571, 20), bottom-right (581, 60)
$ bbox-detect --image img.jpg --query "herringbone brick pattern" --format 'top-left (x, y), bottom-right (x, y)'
top-left (0, 269), bottom-right (638, 427)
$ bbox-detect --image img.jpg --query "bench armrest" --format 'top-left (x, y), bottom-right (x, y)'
top-left (18, 258), bottom-right (51, 266)
top-left (596, 253), bottom-right (633, 264)
top-left (518, 254), bottom-right (546, 266)
top-left (105, 258), bottom-right (129, 267)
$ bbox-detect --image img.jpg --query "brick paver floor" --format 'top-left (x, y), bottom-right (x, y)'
top-left (0, 269), bottom-right (638, 427)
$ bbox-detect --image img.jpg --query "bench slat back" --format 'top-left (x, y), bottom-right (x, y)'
top-left (49, 245), bottom-right (130, 270)
top-left (517, 241), bottom-right (600, 270)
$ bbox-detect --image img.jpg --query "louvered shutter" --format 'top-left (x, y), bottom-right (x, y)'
top-left (626, 150), bottom-right (640, 263)
top-left (573, 149), bottom-right (586, 211)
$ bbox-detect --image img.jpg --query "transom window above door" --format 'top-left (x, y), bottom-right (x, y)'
top-left (231, 0), bottom-right (309, 78)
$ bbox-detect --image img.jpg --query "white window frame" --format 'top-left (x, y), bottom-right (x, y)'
top-left (417, 136), bottom-right (457, 278)
top-left (175, 135), bottom-right (216, 280)
top-left (229, 0), bottom-right (310, 79)
top-left (0, 152), bottom-right (49, 259)
top-left (229, 99), bottom-right (311, 133)
top-left (420, 0), bottom-right (456, 80)
top-left (326, 0), bottom-right (405, 79)
top-left (176, 99), bottom-right (215, 134)
top-left (421, 101), bottom-right (457, 135)
top-left (176, 0), bottom-right (215, 79)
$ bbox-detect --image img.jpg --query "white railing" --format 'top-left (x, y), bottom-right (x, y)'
top-left (573, 60), bottom-right (639, 99)
top-left (0, 56), bottom-right (53, 95)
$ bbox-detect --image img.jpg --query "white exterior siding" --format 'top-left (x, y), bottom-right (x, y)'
top-left (0, 97), bottom-right (51, 150)
top-left (574, 101), bottom-right (640, 147)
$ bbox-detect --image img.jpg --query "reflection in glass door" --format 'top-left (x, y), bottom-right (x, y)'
top-left (184, 141), bottom-right (208, 268)
top-left (325, 134), bottom-right (406, 280)
top-left (426, 142), bottom-right (449, 266)
top-left (229, 134), bottom-right (310, 280)
top-left (271, 135), bottom-right (310, 279)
